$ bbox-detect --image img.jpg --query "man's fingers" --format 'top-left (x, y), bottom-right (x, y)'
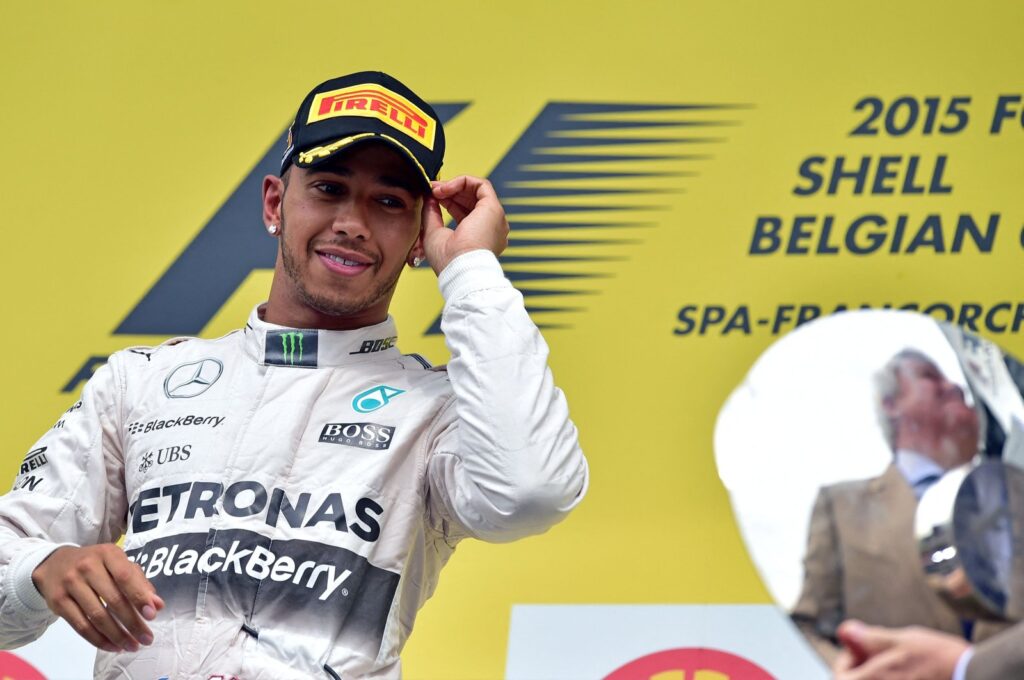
top-left (108, 555), bottom-right (161, 621)
top-left (32, 543), bottom-right (164, 652)
top-left (431, 176), bottom-right (470, 198)
top-left (837, 649), bottom-right (903, 680)
top-left (432, 176), bottom-right (494, 215)
top-left (52, 595), bottom-right (120, 653)
top-left (65, 577), bottom-right (137, 652)
top-left (832, 649), bottom-right (856, 673)
top-left (437, 197), bottom-right (470, 223)
top-left (88, 558), bottom-right (153, 644)
top-left (421, 197), bottom-right (446, 236)
top-left (433, 183), bottom-right (476, 218)
top-left (838, 619), bottom-right (897, 659)
top-left (837, 619), bottom-right (871, 667)
top-left (425, 175), bottom-right (509, 267)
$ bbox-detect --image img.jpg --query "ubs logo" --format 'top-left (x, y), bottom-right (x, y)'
top-left (138, 444), bottom-right (192, 474)
top-left (164, 359), bottom-right (224, 399)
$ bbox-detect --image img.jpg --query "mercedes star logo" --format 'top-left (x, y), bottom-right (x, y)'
top-left (163, 358), bottom-right (224, 399)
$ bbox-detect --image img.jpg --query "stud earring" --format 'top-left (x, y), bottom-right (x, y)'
top-left (412, 256), bottom-right (423, 267)
top-left (267, 224), bottom-right (280, 235)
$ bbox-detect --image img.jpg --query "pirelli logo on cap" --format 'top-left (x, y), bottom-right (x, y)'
top-left (308, 84), bottom-right (436, 150)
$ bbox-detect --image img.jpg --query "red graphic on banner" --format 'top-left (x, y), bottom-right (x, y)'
top-left (0, 651), bottom-right (47, 680)
top-left (605, 647), bottom-right (775, 680)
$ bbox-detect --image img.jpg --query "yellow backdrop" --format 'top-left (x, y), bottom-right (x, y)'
top-left (1, 2), bottom-right (1022, 678)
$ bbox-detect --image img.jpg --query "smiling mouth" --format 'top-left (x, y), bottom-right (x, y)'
top-left (324, 253), bottom-right (368, 267)
top-left (316, 250), bottom-right (375, 276)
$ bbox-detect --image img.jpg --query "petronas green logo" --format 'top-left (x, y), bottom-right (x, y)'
top-left (281, 332), bottom-right (304, 365)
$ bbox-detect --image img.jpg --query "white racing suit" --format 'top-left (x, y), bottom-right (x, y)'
top-left (0, 250), bottom-right (588, 679)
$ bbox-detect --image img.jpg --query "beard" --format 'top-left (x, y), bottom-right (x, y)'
top-left (278, 216), bottom-right (405, 318)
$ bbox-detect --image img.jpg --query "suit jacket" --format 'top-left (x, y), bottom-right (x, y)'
top-left (965, 462), bottom-right (1024, 680)
top-left (968, 624), bottom-right (1024, 680)
top-left (790, 464), bottom-right (1007, 665)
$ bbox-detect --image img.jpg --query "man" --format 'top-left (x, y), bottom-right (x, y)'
top-left (791, 348), bottom-right (989, 665)
top-left (0, 71), bottom-right (588, 679)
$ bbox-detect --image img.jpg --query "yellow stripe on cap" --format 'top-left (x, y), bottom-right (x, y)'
top-left (296, 133), bottom-right (433, 185)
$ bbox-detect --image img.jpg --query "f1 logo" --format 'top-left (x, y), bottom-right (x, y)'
top-left (63, 98), bottom-right (745, 393)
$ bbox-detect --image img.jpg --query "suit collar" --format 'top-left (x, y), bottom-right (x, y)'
top-left (242, 303), bottom-right (402, 368)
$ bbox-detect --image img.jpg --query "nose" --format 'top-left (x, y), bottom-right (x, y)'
top-left (331, 202), bottom-right (371, 240)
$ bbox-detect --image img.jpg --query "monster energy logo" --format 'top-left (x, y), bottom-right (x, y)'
top-left (266, 329), bottom-right (318, 368)
top-left (281, 332), bottom-right (305, 364)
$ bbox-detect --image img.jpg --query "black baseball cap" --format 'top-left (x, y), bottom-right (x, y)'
top-left (280, 71), bottom-right (445, 189)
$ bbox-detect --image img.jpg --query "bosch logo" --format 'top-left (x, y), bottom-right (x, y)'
top-left (349, 337), bottom-right (397, 355)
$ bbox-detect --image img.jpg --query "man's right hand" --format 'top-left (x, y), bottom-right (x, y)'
top-left (833, 619), bottom-right (968, 679)
top-left (32, 544), bottom-right (164, 653)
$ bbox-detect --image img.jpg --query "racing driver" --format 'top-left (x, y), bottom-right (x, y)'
top-left (0, 71), bottom-right (589, 678)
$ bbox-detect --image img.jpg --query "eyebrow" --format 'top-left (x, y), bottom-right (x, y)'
top-left (310, 164), bottom-right (419, 195)
top-left (378, 174), bottom-right (418, 195)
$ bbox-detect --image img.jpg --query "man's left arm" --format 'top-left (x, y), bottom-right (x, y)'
top-left (419, 177), bottom-right (589, 542)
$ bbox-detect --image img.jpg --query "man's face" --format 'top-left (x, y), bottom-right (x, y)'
top-left (892, 358), bottom-right (979, 468)
top-left (269, 142), bottom-right (424, 323)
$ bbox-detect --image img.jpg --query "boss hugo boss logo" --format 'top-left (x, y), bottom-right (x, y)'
top-left (352, 385), bottom-right (404, 413)
top-left (319, 423), bottom-right (395, 450)
top-left (349, 337), bottom-right (397, 355)
top-left (138, 444), bottom-right (192, 474)
top-left (164, 359), bottom-right (224, 399)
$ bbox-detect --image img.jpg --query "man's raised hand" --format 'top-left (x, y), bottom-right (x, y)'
top-left (32, 544), bottom-right (164, 652)
top-left (421, 176), bottom-right (510, 275)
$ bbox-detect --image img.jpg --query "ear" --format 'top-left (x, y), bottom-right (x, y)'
top-left (407, 236), bottom-right (425, 267)
top-left (407, 204), bottom-right (427, 267)
top-left (262, 175), bottom-right (284, 231)
top-left (882, 395), bottom-right (899, 418)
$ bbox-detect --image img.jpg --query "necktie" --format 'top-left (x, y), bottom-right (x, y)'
top-left (912, 471), bottom-right (978, 640)
top-left (913, 473), bottom-right (941, 500)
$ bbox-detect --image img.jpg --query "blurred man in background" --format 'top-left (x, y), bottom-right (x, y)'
top-left (791, 348), bottom-right (994, 665)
